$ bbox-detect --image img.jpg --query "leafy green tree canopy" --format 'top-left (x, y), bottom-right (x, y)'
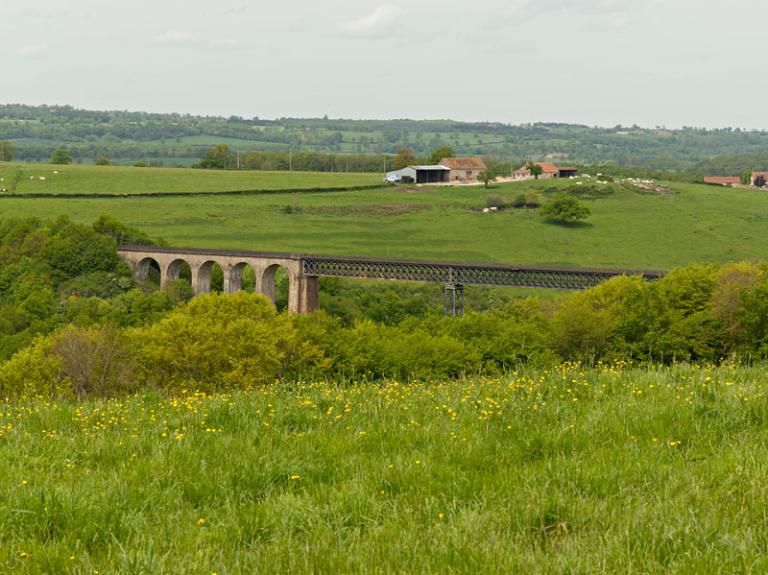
top-left (527, 162), bottom-right (544, 179)
top-left (478, 168), bottom-right (499, 189)
top-left (540, 193), bottom-right (591, 224)
top-left (428, 146), bottom-right (455, 165)
top-left (51, 147), bottom-right (73, 164)
top-left (391, 148), bottom-right (417, 170)
top-left (197, 144), bottom-right (236, 170)
top-left (0, 140), bottom-right (15, 162)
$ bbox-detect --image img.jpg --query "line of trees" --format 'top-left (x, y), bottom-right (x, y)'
top-left (196, 144), bottom-right (392, 173)
top-left (194, 144), bottom-right (515, 175)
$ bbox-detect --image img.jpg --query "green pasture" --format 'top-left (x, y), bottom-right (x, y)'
top-left (0, 163), bottom-right (381, 196)
top-left (2, 365), bottom-right (768, 573)
top-left (0, 171), bottom-right (766, 269)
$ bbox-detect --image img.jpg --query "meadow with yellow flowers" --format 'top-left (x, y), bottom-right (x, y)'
top-left (3, 363), bottom-right (768, 573)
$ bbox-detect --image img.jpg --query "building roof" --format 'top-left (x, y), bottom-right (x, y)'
top-left (751, 172), bottom-right (768, 177)
top-left (534, 162), bottom-right (559, 173)
top-left (557, 166), bottom-right (578, 171)
top-left (411, 165), bottom-right (450, 171)
top-left (440, 157), bottom-right (487, 170)
top-left (704, 176), bottom-right (741, 185)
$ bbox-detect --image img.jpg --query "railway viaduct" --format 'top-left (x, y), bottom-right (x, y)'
top-left (117, 245), bottom-right (664, 315)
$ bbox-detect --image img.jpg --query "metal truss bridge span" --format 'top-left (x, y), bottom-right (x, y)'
top-left (302, 256), bottom-right (663, 290)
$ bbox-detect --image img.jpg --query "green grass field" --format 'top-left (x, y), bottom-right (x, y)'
top-left (0, 167), bottom-right (767, 269)
top-left (0, 163), bottom-right (381, 196)
top-left (3, 365), bottom-right (768, 573)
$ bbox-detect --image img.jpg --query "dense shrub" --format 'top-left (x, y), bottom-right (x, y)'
top-left (130, 293), bottom-right (327, 391)
top-left (540, 193), bottom-right (591, 223)
top-left (511, 190), bottom-right (542, 208)
top-left (53, 324), bottom-right (136, 397)
top-left (486, 195), bottom-right (505, 209)
top-left (0, 335), bottom-right (63, 398)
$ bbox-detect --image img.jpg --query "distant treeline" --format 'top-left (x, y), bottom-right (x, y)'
top-left (7, 104), bottom-right (768, 172)
top-left (193, 144), bottom-right (514, 174)
top-left (200, 146), bottom-right (391, 173)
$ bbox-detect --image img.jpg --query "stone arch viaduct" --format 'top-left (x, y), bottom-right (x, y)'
top-left (118, 246), bottom-right (319, 314)
top-left (117, 245), bottom-right (664, 315)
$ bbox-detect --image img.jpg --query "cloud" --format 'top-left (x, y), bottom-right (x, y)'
top-left (495, 0), bottom-right (650, 27)
top-left (222, 5), bottom-right (249, 16)
top-left (154, 30), bottom-right (196, 45)
top-left (16, 44), bottom-right (48, 57)
top-left (342, 4), bottom-right (402, 37)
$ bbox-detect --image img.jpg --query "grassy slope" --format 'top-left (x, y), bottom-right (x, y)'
top-left (0, 163), bottom-right (381, 195)
top-left (0, 173), bottom-right (766, 269)
top-left (2, 366), bottom-right (768, 573)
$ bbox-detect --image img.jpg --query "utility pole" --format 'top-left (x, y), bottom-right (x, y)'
top-left (289, 148), bottom-right (292, 172)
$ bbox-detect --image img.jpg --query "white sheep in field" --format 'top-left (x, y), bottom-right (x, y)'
top-left (39, 176), bottom-right (46, 181)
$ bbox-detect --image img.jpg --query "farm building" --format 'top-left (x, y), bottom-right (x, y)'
top-left (704, 176), bottom-right (741, 186)
top-left (439, 157), bottom-right (487, 183)
top-left (511, 162), bottom-right (578, 180)
top-left (385, 165), bottom-right (450, 184)
top-left (557, 166), bottom-right (579, 178)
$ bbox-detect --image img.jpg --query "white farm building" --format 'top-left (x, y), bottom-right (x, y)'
top-left (385, 165), bottom-right (450, 184)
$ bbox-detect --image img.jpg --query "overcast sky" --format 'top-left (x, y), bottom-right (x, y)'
top-left (2, 0), bottom-right (765, 128)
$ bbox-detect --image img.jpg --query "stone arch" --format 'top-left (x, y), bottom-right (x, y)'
top-left (262, 264), bottom-right (291, 310)
top-left (229, 262), bottom-right (257, 293)
top-left (136, 257), bottom-right (161, 287)
top-left (195, 260), bottom-right (225, 294)
top-left (165, 258), bottom-right (192, 287)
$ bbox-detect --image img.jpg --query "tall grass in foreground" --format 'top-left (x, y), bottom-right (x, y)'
top-left (2, 364), bottom-right (768, 573)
